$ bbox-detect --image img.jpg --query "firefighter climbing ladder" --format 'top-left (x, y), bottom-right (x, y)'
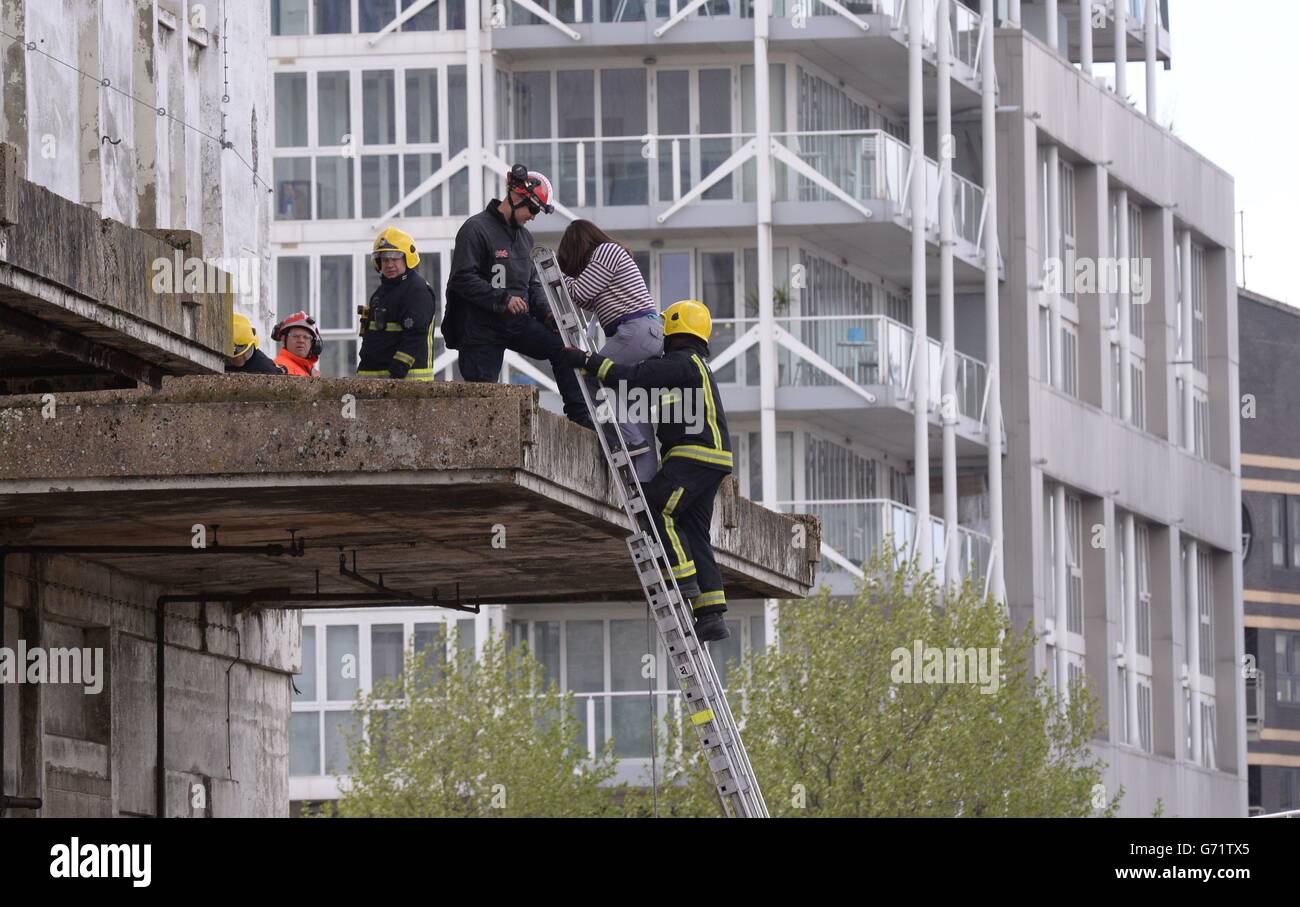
top-left (532, 245), bottom-right (769, 819)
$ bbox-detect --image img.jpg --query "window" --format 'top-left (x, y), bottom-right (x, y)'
top-left (315, 0), bottom-right (352, 33)
top-left (1059, 160), bottom-right (1076, 302)
top-left (319, 256), bottom-right (353, 331)
top-left (1277, 632), bottom-right (1300, 705)
top-left (1191, 244), bottom-right (1207, 373)
top-left (1039, 304), bottom-right (1052, 384)
top-left (363, 70), bottom-right (397, 145)
top-left (275, 73), bottom-right (308, 147)
top-left (1136, 524), bottom-right (1151, 657)
top-left (276, 257), bottom-right (310, 322)
top-left (1066, 495), bottom-right (1083, 635)
top-left (1137, 682), bottom-right (1153, 752)
top-left (1116, 665), bottom-right (1128, 743)
top-left (1128, 202), bottom-right (1144, 340)
top-left (272, 0), bottom-right (310, 35)
top-left (1130, 361), bottom-right (1145, 430)
top-left (1110, 343), bottom-right (1122, 415)
top-left (1273, 497), bottom-right (1287, 566)
top-left (326, 625), bottom-right (360, 701)
top-left (1200, 701), bottom-right (1216, 770)
top-left (1193, 392), bottom-right (1209, 459)
top-left (1197, 551), bottom-right (1213, 676)
top-left (317, 72), bottom-right (350, 147)
top-left (360, 0), bottom-right (396, 32)
top-left (1061, 323), bottom-right (1079, 398)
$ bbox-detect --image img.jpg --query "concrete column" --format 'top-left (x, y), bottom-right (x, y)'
top-left (1046, 144), bottom-right (1062, 389)
top-left (981, 0), bottom-right (1004, 603)
top-left (1144, 0), bottom-right (1157, 119)
top-left (938, 0), bottom-right (958, 581)
top-left (1079, 0), bottom-right (1094, 75)
top-left (466, 0), bottom-right (484, 212)
top-left (0, 0), bottom-right (28, 176)
top-left (909, 0), bottom-right (932, 570)
top-left (1117, 188), bottom-right (1131, 422)
top-left (1114, 0), bottom-right (1127, 101)
top-left (1053, 483), bottom-right (1069, 702)
top-left (133, 1), bottom-right (160, 228)
top-left (77, 2), bottom-right (104, 212)
top-left (1123, 511), bottom-right (1140, 745)
top-left (1186, 538), bottom-right (1202, 765)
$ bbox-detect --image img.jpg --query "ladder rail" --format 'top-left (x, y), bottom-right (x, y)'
top-left (531, 245), bottom-right (768, 818)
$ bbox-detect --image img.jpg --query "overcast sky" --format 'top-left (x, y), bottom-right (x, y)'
top-left (1136, 0), bottom-right (1300, 305)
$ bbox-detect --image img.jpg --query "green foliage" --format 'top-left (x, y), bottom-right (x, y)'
top-left (334, 634), bottom-right (622, 818)
top-left (639, 549), bottom-right (1119, 817)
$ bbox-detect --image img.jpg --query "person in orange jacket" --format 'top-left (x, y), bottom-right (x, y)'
top-left (272, 311), bottom-right (322, 377)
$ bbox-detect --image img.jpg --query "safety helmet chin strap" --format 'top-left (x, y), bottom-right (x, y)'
top-left (505, 190), bottom-right (531, 226)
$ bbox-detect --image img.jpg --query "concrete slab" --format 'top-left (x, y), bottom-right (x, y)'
top-left (0, 376), bottom-right (819, 603)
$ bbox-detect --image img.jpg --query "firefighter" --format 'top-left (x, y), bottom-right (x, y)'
top-left (442, 164), bottom-right (591, 427)
top-left (357, 226), bottom-right (436, 381)
top-left (557, 300), bottom-right (733, 642)
top-left (225, 312), bottom-right (285, 374)
top-left (272, 311), bottom-right (322, 377)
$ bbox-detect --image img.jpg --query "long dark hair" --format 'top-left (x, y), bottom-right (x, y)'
top-left (556, 220), bottom-right (630, 278)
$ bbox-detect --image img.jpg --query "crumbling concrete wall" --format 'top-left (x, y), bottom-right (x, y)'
top-left (4, 0), bottom-right (272, 337)
top-left (1, 553), bottom-right (298, 817)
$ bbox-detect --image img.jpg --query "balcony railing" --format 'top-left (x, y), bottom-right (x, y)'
top-left (571, 687), bottom-right (748, 761)
top-left (713, 313), bottom-right (986, 422)
top-left (498, 130), bottom-right (986, 246)
top-left (776, 498), bottom-right (990, 583)
top-left (773, 130), bottom-right (984, 244)
top-left (1245, 672), bottom-right (1264, 742)
top-left (503, 0), bottom-right (985, 71)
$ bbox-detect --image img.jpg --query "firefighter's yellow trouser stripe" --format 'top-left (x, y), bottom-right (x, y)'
top-left (597, 358), bottom-right (614, 381)
top-left (672, 560), bottom-right (696, 579)
top-left (662, 487), bottom-right (688, 572)
top-left (664, 445), bottom-right (734, 468)
top-left (393, 351), bottom-right (415, 366)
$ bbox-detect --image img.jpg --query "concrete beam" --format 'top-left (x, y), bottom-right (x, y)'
top-left (0, 377), bottom-right (820, 603)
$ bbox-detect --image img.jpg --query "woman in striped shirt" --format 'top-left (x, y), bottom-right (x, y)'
top-left (557, 220), bottom-right (664, 481)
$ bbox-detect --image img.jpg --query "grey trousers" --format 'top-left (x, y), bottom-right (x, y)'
top-left (589, 314), bottom-right (664, 482)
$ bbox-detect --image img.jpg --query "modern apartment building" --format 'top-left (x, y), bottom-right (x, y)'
top-left (271, 0), bottom-right (1243, 815)
top-left (1238, 288), bottom-right (1300, 816)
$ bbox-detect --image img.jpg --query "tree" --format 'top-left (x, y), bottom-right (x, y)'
top-left (334, 634), bottom-right (622, 818)
top-left (638, 548), bottom-right (1120, 817)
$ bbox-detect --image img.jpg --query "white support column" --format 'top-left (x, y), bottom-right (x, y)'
top-left (1123, 512), bottom-right (1140, 744)
top-left (1054, 483), bottom-right (1069, 701)
top-left (1180, 229), bottom-right (1195, 450)
top-left (981, 0), bottom-right (1004, 603)
top-left (1080, 0), bottom-right (1094, 75)
top-left (466, 0), bottom-right (485, 211)
top-left (755, 0), bottom-right (777, 509)
top-left (1187, 538), bottom-right (1202, 764)
top-left (1144, 0), bottom-right (1158, 119)
top-left (1114, 0), bottom-right (1127, 102)
top-left (938, 1), bottom-right (958, 581)
top-left (909, 0), bottom-right (932, 571)
top-left (1046, 144), bottom-right (1062, 389)
top-left (1046, 0), bottom-right (1058, 52)
top-left (1117, 187), bottom-right (1132, 422)
top-left (1009, 0), bottom-right (1021, 26)
top-left (755, 0), bottom-right (781, 660)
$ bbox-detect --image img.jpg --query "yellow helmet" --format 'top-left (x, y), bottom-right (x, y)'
top-left (373, 226), bottom-right (420, 272)
top-left (231, 312), bottom-right (258, 357)
top-left (662, 299), bottom-right (712, 342)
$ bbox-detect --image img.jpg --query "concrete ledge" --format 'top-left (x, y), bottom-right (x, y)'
top-left (0, 376), bottom-right (819, 602)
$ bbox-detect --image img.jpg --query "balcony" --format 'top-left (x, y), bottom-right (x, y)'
top-left (493, 0), bottom-right (988, 112)
top-left (509, 129), bottom-right (994, 286)
top-left (713, 313), bottom-right (994, 458)
top-left (775, 498), bottom-right (992, 589)
top-left (1057, 0), bottom-right (1171, 67)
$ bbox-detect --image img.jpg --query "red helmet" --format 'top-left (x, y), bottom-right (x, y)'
top-left (507, 164), bottom-right (554, 214)
top-left (272, 311), bottom-right (323, 359)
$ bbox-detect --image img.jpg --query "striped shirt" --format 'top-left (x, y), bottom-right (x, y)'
top-left (560, 242), bottom-right (656, 330)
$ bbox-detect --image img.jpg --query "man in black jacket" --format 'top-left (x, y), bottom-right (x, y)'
top-left (443, 165), bottom-right (590, 426)
top-left (558, 300), bottom-right (733, 642)
top-left (357, 226), bottom-right (436, 380)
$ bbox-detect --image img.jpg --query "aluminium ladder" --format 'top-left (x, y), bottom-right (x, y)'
top-left (531, 244), bottom-right (768, 819)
